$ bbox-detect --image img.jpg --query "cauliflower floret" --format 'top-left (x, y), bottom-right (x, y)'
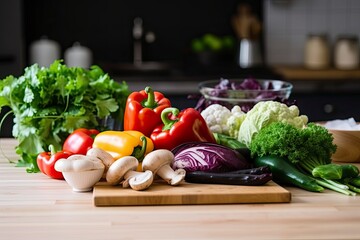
top-left (201, 104), bottom-right (232, 134)
top-left (238, 101), bottom-right (308, 147)
top-left (226, 106), bottom-right (246, 138)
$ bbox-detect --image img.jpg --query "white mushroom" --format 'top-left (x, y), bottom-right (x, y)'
top-left (54, 154), bottom-right (105, 192)
top-left (142, 149), bottom-right (186, 186)
top-left (86, 147), bottom-right (115, 177)
top-left (106, 156), bottom-right (154, 191)
top-left (55, 154), bottom-right (105, 172)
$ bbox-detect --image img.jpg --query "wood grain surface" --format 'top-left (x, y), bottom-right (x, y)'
top-left (273, 65), bottom-right (360, 80)
top-left (93, 180), bottom-right (291, 206)
top-left (328, 128), bottom-right (360, 163)
top-left (1, 138), bottom-right (360, 240)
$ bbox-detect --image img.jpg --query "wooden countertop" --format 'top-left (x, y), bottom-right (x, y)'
top-left (273, 65), bottom-right (360, 81)
top-left (1, 138), bottom-right (360, 240)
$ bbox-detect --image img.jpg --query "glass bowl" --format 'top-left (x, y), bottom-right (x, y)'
top-left (198, 78), bottom-right (293, 112)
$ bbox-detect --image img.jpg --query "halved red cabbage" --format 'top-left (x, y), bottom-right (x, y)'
top-left (171, 142), bottom-right (251, 173)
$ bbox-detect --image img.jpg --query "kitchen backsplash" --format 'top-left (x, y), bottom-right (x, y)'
top-left (264, 0), bottom-right (360, 65)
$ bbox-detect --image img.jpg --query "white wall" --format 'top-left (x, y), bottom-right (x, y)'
top-left (264, 0), bottom-right (360, 65)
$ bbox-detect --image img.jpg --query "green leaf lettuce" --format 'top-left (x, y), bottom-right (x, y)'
top-left (0, 60), bottom-right (129, 172)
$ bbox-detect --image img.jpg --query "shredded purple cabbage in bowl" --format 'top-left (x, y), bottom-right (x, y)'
top-left (195, 77), bottom-right (293, 112)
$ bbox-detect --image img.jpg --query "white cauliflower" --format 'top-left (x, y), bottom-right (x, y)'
top-left (226, 105), bottom-right (246, 138)
top-left (201, 104), bottom-right (246, 137)
top-left (238, 101), bottom-right (308, 147)
top-left (201, 104), bottom-right (231, 134)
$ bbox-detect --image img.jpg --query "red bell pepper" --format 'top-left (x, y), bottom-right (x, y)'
top-left (63, 128), bottom-right (99, 155)
top-left (150, 107), bottom-right (216, 150)
top-left (37, 145), bottom-right (73, 180)
top-left (124, 86), bottom-right (171, 137)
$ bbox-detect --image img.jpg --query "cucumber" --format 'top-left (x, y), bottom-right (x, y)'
top-left (254, 155), bottom-right (324, 192)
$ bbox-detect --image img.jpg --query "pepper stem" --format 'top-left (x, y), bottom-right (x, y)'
top-left (132, 136), bottom-right (148, 161)
top-left (48, 145), bottom-right (56, 155)
top-left (161, 107), bottom-right (180, 131)
top-left (142, 86), bottom-right (157, 109)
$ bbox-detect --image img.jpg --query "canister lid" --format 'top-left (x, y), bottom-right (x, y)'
top-left (336, 34), bottom-right (359, 42)
top-left (29, 36), bottom-right (61, 67)
top-left (64, 42), bottom-right (93, 68)
top-left (307, 33), bottom-right (328, 39)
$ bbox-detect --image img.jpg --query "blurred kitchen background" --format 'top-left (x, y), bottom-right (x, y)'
top-left (1, 0), bottom-right (360, 137)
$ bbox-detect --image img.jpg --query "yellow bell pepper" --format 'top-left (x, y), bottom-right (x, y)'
top-left (92, 130), bottom-right (154, 161)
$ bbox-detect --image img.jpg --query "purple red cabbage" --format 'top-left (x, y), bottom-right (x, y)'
top-left (192, 77), bottom-right (294, 112)
top-left (231, 77), bottom-right (262, 90)
top-left (171, 142), bottom-right (251, 173)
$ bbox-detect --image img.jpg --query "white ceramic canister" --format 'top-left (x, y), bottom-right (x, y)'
top-left (334, 35), bottom-right (359, 70)
top-left (29, 36), bottom-right (61, 67)
top-left (304, 34), bottom-right (330, 69)
top-left (64, 42), bottom-right (93, 68)
top-left (238, 39), bottom-right (262, 68)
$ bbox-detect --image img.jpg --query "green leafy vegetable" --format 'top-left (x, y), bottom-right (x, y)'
top-left (312, 164), bottom-right (343, 180)
top-left (0, 60), bottom-right (129, 172)
top-left (312, 164), bottom-right (359, 180)
top-left (249, 122), bottom-right (359, 195)
top-left (340, 164), bottom-right (360, 179)
top-left (249, 122), bottom-right (336, 169)
top-left (238, 101), bottom-right (308, 147)
top-left (346, 176), bottom-right (360, 188)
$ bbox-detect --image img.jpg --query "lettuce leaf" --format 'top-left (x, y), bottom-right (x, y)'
top-left (0, 60), bottom-right (129, 172)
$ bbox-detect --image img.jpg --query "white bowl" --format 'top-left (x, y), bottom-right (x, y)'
top-left (62, 169), bottom-right (104, 192)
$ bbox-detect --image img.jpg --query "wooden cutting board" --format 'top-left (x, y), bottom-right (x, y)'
top-left (93, 180), bottom-right (291, 206)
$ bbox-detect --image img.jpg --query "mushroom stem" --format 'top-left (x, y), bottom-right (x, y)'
top-left (157, 165), bottom-right (186, 186)
top-left (123, 170), bottom-right (154, 191)
top-left (106, 156), bottom-right (153, 189)
top-left (142, 149), bottom-right (186, 186)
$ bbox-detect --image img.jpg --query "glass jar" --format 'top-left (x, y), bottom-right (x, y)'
top-left (334, 35), bottom-right (359, 70)
top-left (304, 34), bottom-right (330, 69)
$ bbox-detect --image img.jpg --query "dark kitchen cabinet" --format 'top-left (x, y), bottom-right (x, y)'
top-left (292, 92), bottom-right (360, 122)
top-left (0, 0), bottom-right (24, 78)
top-left (0, 1), bottom-right (23, 138)
top-left (22, 0), bottom-right (262, 66)
top-left (169, 91), bottom-right (360, 122)
top-left (0, 107), bottom-right (14, 138)
top-left (273, 67), bottom-right (360, 123)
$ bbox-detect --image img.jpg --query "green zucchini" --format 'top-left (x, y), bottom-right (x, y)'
top-left (254, 155), bottom-right (324, 192)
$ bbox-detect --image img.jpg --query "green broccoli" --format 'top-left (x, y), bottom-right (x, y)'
top-left (249, 122), bottom-right (359, 195)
